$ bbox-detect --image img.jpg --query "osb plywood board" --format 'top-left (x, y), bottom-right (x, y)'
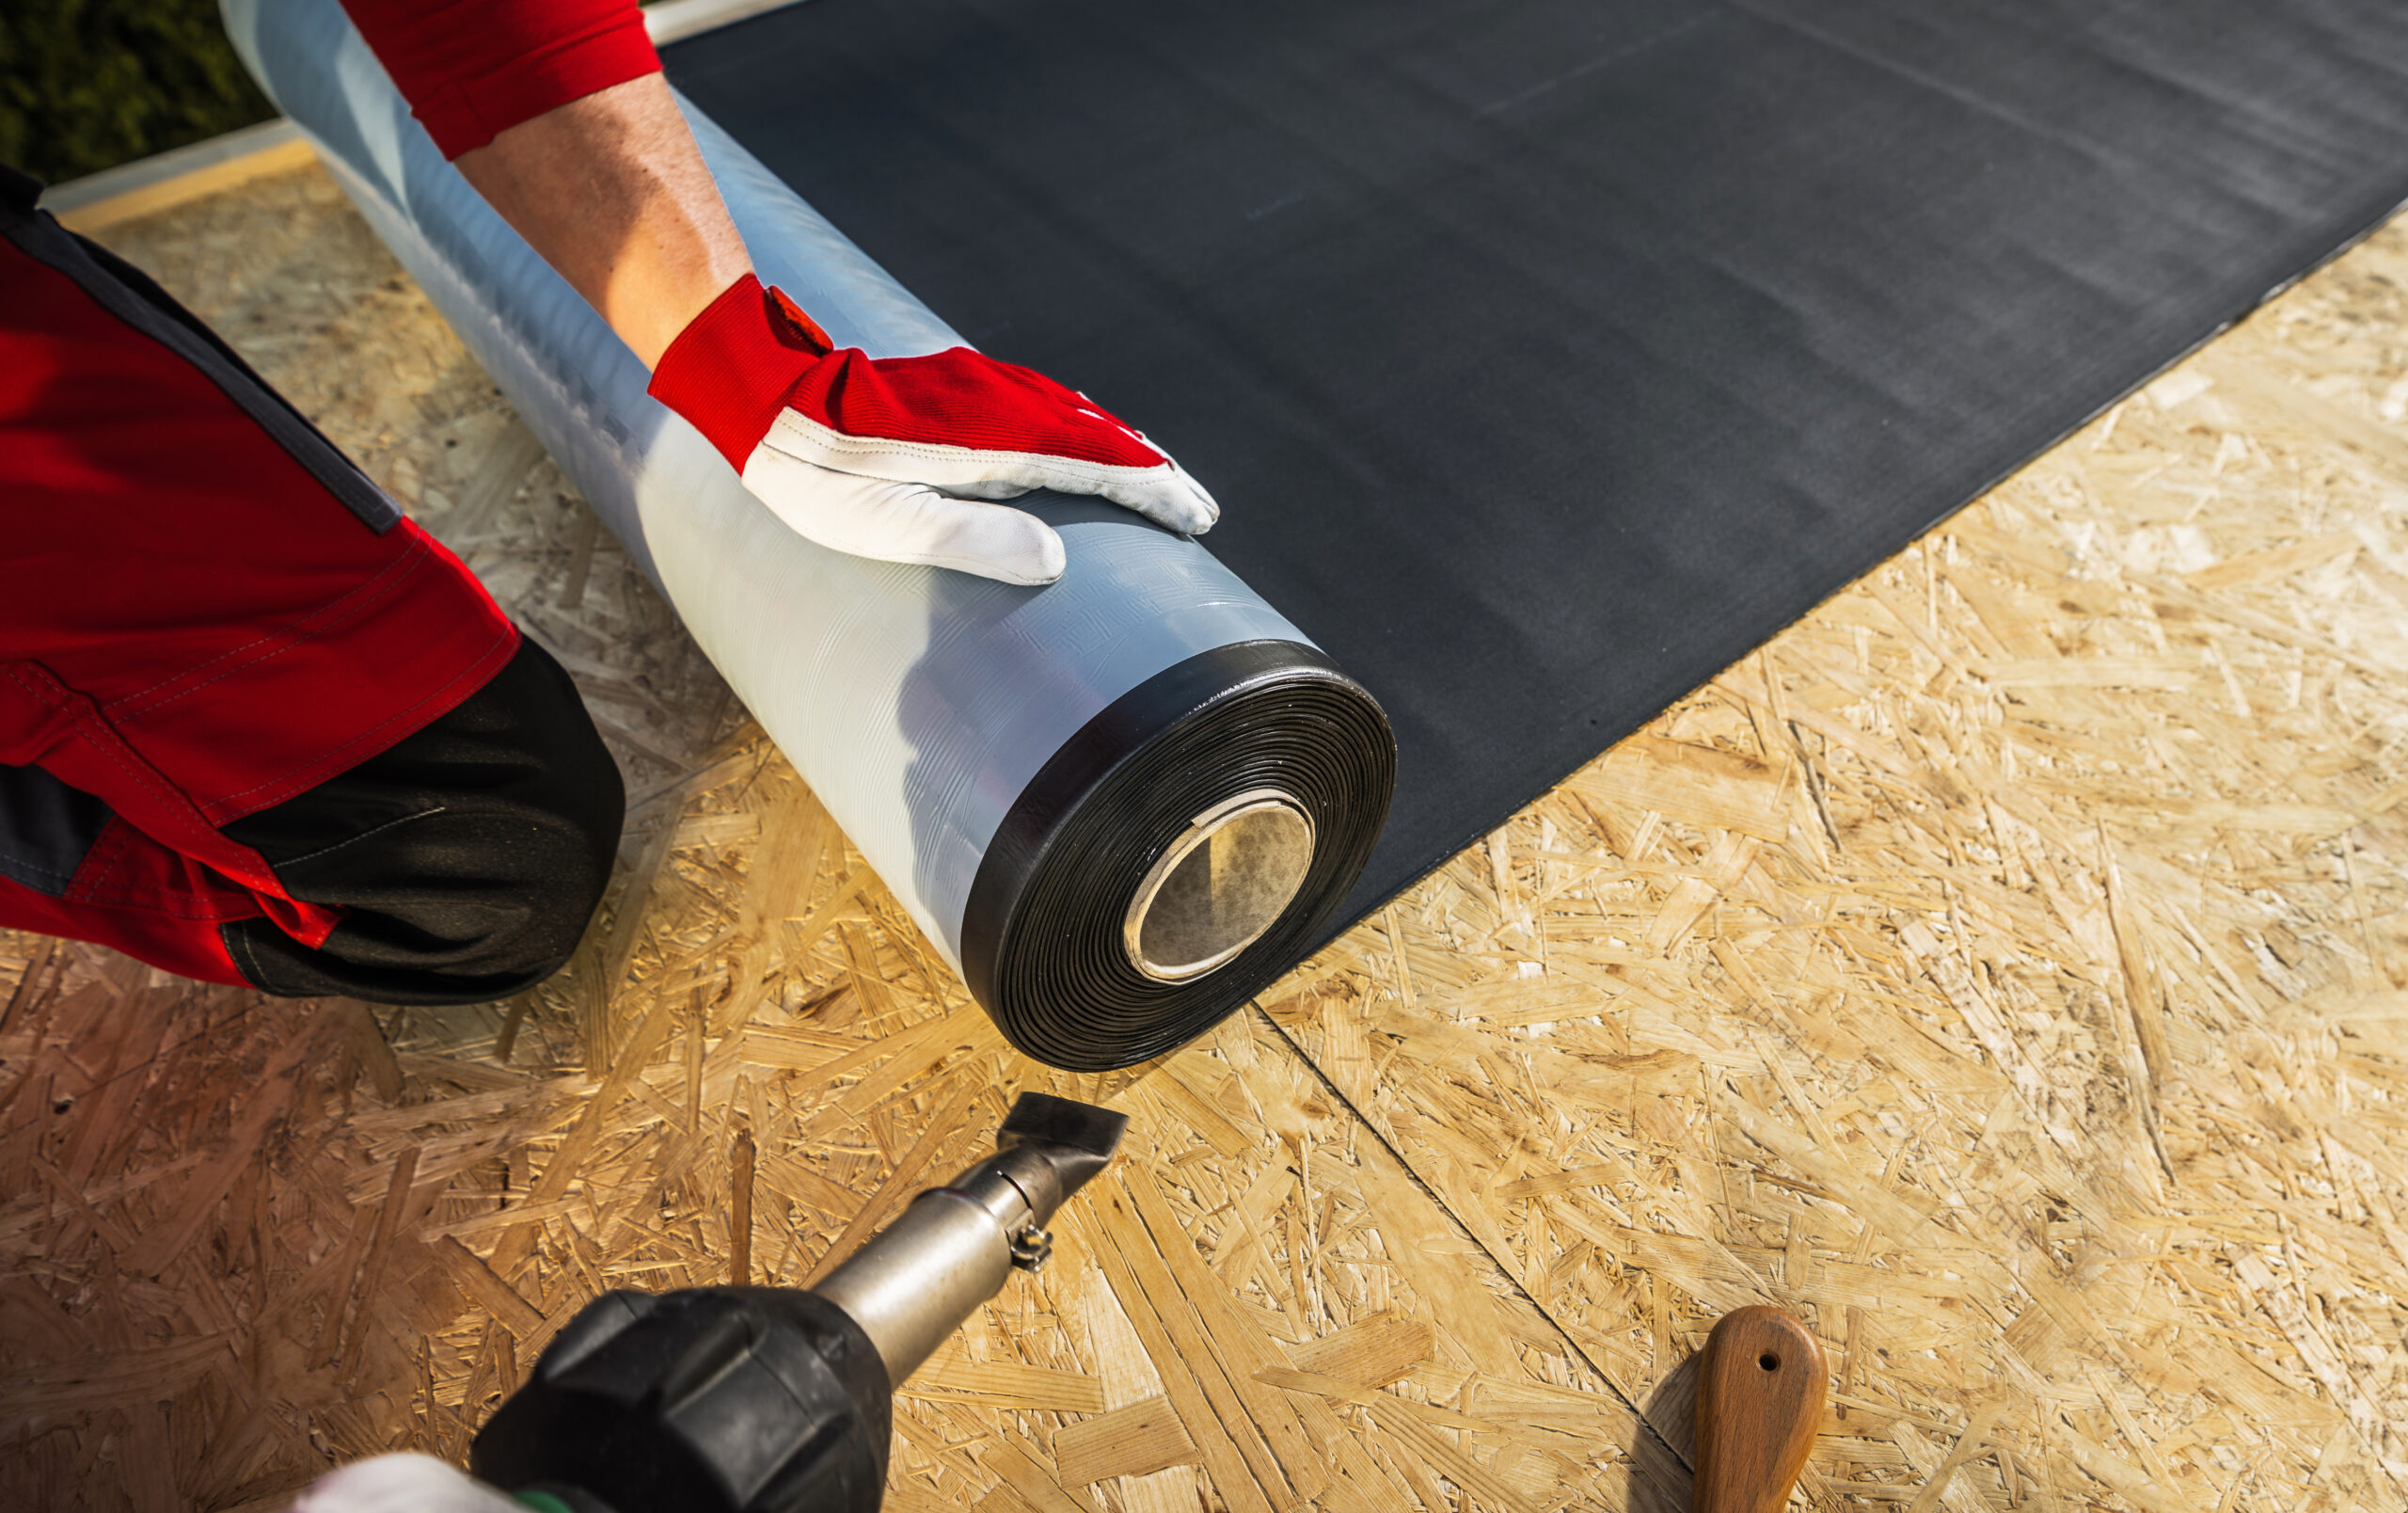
top-left (3, 157), bottom-right (2404, 1512)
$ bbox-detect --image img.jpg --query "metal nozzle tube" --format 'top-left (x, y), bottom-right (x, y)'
top-left (810, 1093), bottom-right (1127, 1388)
top-left (812, 1189), bottom-right (1021, 1386)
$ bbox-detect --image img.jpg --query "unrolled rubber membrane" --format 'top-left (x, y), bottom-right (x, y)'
top-left (222, 0), bottom-right (1394, 1071)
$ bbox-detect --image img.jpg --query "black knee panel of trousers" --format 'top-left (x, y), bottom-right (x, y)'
top-left (220, 637), bottom-right (626, 1005)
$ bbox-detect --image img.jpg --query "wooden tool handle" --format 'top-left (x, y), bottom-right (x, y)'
top-left (1691, 1305), bottom-right (1826, 1513)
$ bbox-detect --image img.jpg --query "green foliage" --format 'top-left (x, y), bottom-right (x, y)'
top-left (0, 0), bottom-right (275, 185)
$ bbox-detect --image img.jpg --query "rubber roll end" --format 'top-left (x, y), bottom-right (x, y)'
top-left (960, 641), bottom-right (1394, 1071)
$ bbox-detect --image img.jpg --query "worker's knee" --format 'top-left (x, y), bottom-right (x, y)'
top-left (220, 636), bottom-right (625, 1005)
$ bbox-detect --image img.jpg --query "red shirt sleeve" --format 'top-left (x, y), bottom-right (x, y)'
top-left (338, 0), bottom-right (661, 159)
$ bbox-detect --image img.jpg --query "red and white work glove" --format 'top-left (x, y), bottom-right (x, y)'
top-left (647, 276), bottom-right (1218, 584)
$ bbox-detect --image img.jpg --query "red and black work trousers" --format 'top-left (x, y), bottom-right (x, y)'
top-left (1, 164), bottom-right (622, 1004)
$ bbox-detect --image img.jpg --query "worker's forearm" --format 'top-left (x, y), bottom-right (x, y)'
top-left (336, 0), bottom-right (749, 368)
top-left (455, 75), bottom-right (754, 370)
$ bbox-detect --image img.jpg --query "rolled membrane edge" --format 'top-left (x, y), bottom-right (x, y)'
top-left (966, 640), bottom-right (1393, 1070)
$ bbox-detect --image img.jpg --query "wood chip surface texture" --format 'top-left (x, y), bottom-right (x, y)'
top-left (6, 157), bottom-right (2406, 1513)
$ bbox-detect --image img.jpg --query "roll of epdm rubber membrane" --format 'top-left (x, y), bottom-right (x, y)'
top-left (223, 0), bottom-right (1393, 1071)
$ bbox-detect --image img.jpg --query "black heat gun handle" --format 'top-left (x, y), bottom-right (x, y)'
top-left (466, 1093), bottom-right (1128, 1513)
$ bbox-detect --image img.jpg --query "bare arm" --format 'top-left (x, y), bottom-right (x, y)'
top-left (332, 0), bottom-right (1212, 584)
top-left (454, 74), bottom-right (753, 370)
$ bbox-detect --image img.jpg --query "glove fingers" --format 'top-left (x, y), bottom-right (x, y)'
top-left (881, 449), bottom-right (1220, 534)
top-left (840, 454), bottom-right (1218, 534)
top-left (1090, 461), bottom-right (1221, 534)
top-left (742, 448), bottom-right (1068, 584)
top-left (759, 412), bottom-right (1218, 535)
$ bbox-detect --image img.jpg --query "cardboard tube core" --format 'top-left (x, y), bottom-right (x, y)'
top-left (1125, 790), bottom-right (1315, 982)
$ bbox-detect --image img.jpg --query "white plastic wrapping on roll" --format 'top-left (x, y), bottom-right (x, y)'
top-left (223, 0), bottom-right (1392, 1069)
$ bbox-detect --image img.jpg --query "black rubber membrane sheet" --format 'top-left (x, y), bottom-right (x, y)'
top-left (665, 0), bottom-right (2408, 932)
